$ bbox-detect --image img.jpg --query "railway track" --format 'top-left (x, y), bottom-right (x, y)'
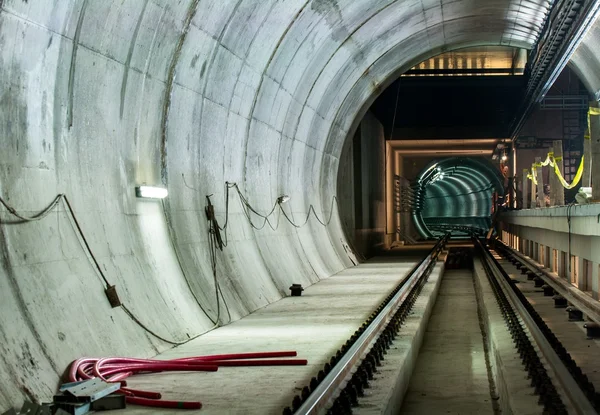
top-left (283, 237), bottom-right (600, 415)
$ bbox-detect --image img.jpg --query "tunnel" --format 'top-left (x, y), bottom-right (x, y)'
top-left (413, 157), bottom-right (505, 239)
top-left (2, 0), bottom-right (600, 412)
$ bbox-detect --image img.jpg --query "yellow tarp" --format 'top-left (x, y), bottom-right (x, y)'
top-left (525, 106), bottom-right (596, 189)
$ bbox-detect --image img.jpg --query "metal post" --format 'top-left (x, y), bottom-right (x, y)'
top-left (552, 140), bottom-right (565, 206)
top-left (591, 102), bottom-right (600, 202)
top-left (522, 169), bottom-right (529, 209)
top-left (583, 106), bottom-right (593, 187)
top-left (531, 161), bottom-right (538, 208)
top-left (513, 145), bottom-right (518, 208)
top-left (534, 157), bottom-right (545, 207)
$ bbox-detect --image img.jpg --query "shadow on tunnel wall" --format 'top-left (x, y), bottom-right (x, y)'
top-left (337, 111), bottom-right (386, 259)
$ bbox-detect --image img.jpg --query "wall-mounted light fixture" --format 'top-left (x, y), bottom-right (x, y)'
top-left (135, 185), bottom-right (168, 199)
top-left (277, 195), bottom-right (290, 204)
top-left (501, 152), bottom-right (508, 162)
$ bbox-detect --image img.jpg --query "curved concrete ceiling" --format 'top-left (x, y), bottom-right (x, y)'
top-left (571, 18), bottom-right (600, 99)
top-left (0, 0), bottom-right (598, 408)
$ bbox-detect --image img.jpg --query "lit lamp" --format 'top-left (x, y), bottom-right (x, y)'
top-left (135, 185), bottom-right (168, 199)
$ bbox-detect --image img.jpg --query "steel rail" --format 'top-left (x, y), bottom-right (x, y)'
top-left (294, 236), bottom-right (448, 414)
top-left (479, 240), bottom-right (596, 414)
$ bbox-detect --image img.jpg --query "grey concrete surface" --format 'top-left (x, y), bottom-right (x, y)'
top-left (354, 258), bottom-right (445, 415)
top-left (500, 207), bottom-right (600, 298)
top-left (0, 0), bottom-right (599, 410)
top-left (400, 269), bottom-right (494, 414)
top-left (113, 257), bottom-right (420, 414)
top-left (473, 259), bottom-right (542, 415)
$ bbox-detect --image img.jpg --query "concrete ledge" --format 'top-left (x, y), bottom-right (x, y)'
top-left (500, 205), bottom-right (600, 236)
top-left (504, 245), bottom-right (600, 325)
top-left (504, 204), bottom-right (600, 218)
top-left (354, 261), bottom-right (446, 414)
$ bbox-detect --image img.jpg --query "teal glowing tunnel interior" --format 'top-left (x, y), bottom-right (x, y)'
top-left (412, 158), bottom-right (505, 238)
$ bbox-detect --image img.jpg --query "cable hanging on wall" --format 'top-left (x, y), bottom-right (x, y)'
top-left (181, 176), bottom-right (340, 324)
top-left (216, 181), bottom-right (339, 232)
top-left (0, 193), bottom-right (209, 346)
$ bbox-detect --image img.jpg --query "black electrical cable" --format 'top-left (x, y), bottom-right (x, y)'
top-left (121, 304), bottom-right (192, 346)
top-left (62, 195), bottom-right (111, 287)
top-left (206, 194), bottom-right (232, 324)
top-left (0, 194), bottom-right (63, 223)
top-left (229, 183), bottom-right (281, 230)
top-left (1, 193), bottom-right (204, 346)
top-left (227, 182), bottom-right (338, 229)
top-left (162, 197), bottom-right (219, 326)
top-left (278, 198), bottom-right (338, 228)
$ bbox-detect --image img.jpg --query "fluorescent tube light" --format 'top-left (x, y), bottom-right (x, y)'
top-left (136, 186), bottom-right (168, 199)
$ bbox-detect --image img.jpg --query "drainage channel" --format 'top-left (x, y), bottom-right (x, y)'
top-left (399, 248), bottom-right (497, 414)
top-left (283, 236), bottom-right (450, 415)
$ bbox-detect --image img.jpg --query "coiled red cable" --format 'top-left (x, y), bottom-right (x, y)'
top-left (67, 351), bottom-right (306, 409)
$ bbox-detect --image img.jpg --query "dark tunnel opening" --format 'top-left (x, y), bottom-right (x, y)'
top-left (338, 44), bottom-right (591, 256)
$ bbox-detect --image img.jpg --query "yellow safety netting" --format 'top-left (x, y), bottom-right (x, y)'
top-left (527, 152), bottom-right (584, 189)
top-left (525, 106), bottom-right (598, 189)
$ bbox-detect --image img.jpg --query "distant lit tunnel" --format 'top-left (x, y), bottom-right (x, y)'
top-left (413, 158), bottom-right (505, 239)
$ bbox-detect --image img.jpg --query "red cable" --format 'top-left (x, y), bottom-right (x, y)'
top-left (127, 396), bottom-right (202, 410)
top-left (66, 351), bottom-right (306, 410)
top-left (208, 359), bottom-right (308, 367)
top-left (175, 351), bottom-right (298, 361)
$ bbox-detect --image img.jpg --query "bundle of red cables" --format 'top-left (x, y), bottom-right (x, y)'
top-left (68, 351), bottom-right (307, 409)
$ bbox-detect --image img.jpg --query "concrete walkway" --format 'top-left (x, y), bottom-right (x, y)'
top-left (114, 255), bottom-right (427, 414)
top-left (400, 269), bottom-right (494, 414)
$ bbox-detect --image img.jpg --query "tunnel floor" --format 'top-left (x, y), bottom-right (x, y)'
top-left (114, 256), bottom-right (424, 414)
top-left (400, 269), bottom-right (494, 414)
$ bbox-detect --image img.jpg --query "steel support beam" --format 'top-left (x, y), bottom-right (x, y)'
top-left (510, 0), bottom-right (600, 139)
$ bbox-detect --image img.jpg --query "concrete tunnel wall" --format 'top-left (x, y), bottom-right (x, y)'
top-left (0, 0), bottom-right (596, 408)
